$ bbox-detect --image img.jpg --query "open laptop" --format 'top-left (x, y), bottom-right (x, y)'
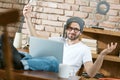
top-left (29, 36), bottom-right (64, 63)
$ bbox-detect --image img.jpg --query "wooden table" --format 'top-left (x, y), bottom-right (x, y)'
top-left (0, 69), bottom-right (97, 80)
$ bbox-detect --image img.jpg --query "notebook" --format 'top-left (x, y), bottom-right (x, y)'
top-left (29, 36), bottom-right (64, 63)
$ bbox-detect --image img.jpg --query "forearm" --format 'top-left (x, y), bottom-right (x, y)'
top-left (25, 18), bottom-right (48, 39)
top-left (88, 54), bottom-right (104, 77)
top-left (25, 17), bottom-right (38, 37)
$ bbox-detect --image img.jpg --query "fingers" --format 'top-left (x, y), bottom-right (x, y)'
top-left (23, 4), bottom-right (32, 18)
top-left (23, 4), bottom-right (32, 12)
top-left (101, 42), bottom-right (117, 55)
top-left (111, 42), bottom-right (117, 49)
top-left (113, 42), bottom-right (117, 49)
top-left (107, 42), bottom-right (117, 50)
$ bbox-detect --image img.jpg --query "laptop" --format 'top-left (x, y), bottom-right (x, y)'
top-left (29, 36), bottom-right (64, 63)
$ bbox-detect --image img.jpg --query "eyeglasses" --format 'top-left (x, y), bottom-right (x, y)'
top-left (67, 27), bottom-right (80, 33)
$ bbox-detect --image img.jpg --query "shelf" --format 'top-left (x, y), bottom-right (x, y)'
top-left (83, 27), bottom-right (120, 78)
top-left (83, 28), bottom-right (120, 37)
top-left (92, 54), bottom-right (120, 62)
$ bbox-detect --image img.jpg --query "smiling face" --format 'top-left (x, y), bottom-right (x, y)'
top-left (66, 22), bottom-right (81, 41)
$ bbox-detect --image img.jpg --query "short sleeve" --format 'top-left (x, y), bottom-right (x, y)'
top-left (82, 47), bottom-right (93, 64)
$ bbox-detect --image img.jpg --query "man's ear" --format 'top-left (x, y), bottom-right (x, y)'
top-left (79, 32), bottom-right (82, 35)
top-left (79, 34), bottom-right (82, 41)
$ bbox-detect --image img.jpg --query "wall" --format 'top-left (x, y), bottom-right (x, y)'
top-left (0, 0), bottom-right (28, 37)
top-left (0, 0), bottom-right (120, 48)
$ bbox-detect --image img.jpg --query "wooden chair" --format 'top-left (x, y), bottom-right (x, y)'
top-left (0, 9), bottom-right (20, 80)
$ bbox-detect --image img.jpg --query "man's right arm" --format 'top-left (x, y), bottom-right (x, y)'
top-left (23, 4), bottom-right (47, 38)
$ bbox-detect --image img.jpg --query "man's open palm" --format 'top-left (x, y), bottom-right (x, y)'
top-left (100, 42), bottom-right (117, 56)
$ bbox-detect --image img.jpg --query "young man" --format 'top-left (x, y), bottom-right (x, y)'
top-left (22, 4), bottom-right (117, 77)
top-left (0, 4), bottom-right (117, 77)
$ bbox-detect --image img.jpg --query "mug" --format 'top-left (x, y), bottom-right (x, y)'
top-left (58, 64), bottom-right (75, 78)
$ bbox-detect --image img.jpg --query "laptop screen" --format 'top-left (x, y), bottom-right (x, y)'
top-left (29, 36), bottom-right (64, 63)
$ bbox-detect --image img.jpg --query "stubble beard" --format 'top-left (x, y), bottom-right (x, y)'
top-left (67, 33), bottom-right (80, 41)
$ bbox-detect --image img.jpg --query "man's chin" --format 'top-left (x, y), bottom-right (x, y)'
top-left (68, 37), bottom-right (76, 41)
top-left (68, 35), bottom-right (79, 41)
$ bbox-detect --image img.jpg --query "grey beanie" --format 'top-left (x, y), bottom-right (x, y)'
top-left (65, 17), bottom-right (85, 32)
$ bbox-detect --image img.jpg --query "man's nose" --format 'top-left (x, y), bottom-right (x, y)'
top-left (70, 29), bottom-right (75, 33)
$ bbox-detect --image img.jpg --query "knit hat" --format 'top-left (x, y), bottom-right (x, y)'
top-left (64, 17), bottom-right (85, 32)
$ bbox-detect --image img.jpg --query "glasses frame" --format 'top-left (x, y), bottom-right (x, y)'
top-left (67, 27), bottom-right (81, 33)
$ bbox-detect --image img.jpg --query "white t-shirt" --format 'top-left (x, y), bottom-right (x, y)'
top-left (63, 41), bottom-right (92, 73)
top-left (49, 37), bottom-right (92, 73)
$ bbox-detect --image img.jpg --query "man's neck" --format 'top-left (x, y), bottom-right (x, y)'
top-left (67, 39), bottom-right (80, 45)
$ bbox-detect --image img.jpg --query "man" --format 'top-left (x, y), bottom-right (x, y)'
top-left (0, 4), bottom-right (117, 77)
top-left (23, 4), bottom-right (117, 77)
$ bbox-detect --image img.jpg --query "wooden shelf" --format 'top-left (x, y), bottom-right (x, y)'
top-left (82, 27), bottom-right (120, 78)
top-left (92, 54), bottom-right (120, 62)
top-left (83, 28), bottom-right (120, 37)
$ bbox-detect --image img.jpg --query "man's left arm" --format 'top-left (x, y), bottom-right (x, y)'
top-left (84, 42), bottom-right (117, 77)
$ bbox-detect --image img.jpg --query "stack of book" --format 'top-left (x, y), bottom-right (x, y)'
top-left (81, 38), bottom-right (98, 54)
